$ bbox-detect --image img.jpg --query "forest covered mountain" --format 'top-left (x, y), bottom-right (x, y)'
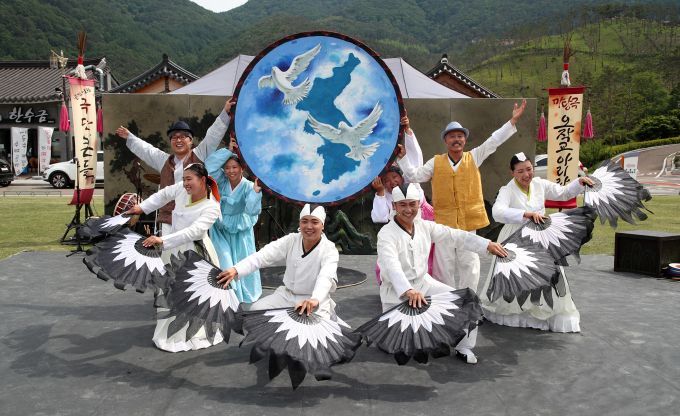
top-left (0, 0), bottom-right (666, 81)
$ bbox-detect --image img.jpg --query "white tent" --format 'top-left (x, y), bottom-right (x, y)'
top-left (170, 55), bottom-right (468, 99)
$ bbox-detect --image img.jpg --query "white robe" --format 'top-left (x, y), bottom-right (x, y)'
top-left (233, 233), bottom-right (339, 320)
top-left (481, 177), bottom-right (584, 333)
top-left (138, 182), bottom-right (224, 352)
top-left (396, 121), bottom-right (517, 292)
top-left (377, 218), bottom-right (490, 309)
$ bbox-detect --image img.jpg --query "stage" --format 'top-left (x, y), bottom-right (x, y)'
top-left (1, 251), bottom-right (679, 415)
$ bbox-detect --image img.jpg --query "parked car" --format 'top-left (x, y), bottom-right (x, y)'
top-left (0, 155), bottom-right (13, 187)
top-left (42, 151), bottom-right (104, 188)
top-left (533, 154), bottom-right (586, 180)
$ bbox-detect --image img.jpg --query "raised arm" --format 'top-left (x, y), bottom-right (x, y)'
top-left (244, 180), bottom-right (263, 217)
top-left (193, 99), bottom-right (235, 161)
top-left (121, 131), bottom-right (169, 172)
top-left (397, 146), bottom-right (435, 184)
top-left (470, 100), bottom-right (526, 167)
top-left (205, 147), bottom-right (234, 189)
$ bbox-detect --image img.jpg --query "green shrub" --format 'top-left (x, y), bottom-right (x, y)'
top-left (634, 115), bottom-right (680, 141)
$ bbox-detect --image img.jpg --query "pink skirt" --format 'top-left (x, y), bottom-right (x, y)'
top-left (375, 199), bottom-right (435, 285)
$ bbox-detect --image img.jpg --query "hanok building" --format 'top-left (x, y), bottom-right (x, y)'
top-left (108, 53), bottom-right (198, 94)
top-left (426, 54), bottom-right (500, 99)
top-left (0, 56), bottom-right (119, 165)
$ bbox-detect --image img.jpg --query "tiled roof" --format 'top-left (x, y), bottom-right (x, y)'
top-left (0, 57), bottom-right (115, 103)
top-left (109, 53), bottom-right (198, 93)
top-left (425, 55), bottom-right (500, 98)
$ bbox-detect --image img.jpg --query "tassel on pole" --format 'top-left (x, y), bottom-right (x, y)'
top-left (60, 101), bottom-right (70, 131)
top-left (537, 107), bottom-right (547, 141)
top-left (96, 106), bottom-right (103, 133)
top-left (583, 106), bottom-right (594, 138)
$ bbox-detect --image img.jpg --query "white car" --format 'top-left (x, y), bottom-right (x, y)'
top-left (533, 154), bottom-right (586, 180)
top-left (42, 151), bottom-right (104, 188)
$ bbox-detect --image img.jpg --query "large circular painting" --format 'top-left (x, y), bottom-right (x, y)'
top-left (232, 32), bottom-right (403, 206)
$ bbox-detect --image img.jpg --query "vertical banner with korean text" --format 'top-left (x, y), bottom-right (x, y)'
top-left (68, 76), bottom-right (97, 190)
top-left (547, 87), bottom-right (583, 187)
top-left (38, 127), bottom-right (54, 173)
top-left (11, 127), bottom-right (28, 177)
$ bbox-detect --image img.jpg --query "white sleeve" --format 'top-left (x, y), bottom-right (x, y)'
top-left (469, 121), bottom-right (517, 167)
top-left (492, 186), bottom-right (526, 225)
top-left (125, 133), bottom-right (168, 172)
top-left (193, 110), bottom-right (231, 161)
top-left (540, 178), bottom-right (585, 201)
top-left (161, 204), bottom-right (220, 250)
top-left (232, 233), bottom-right (294, 281)
top-left (311, 246), bottom-right (339, 301)
top-left (139, 182), bottom-right (184, 214)
top-left (403, 131), bottom-right (424, 168)
top-left (428, 222), bottom-right (490, 255)
top-left (398, 155), bottom-right (435, 184)
top-left (377, 235), bottom-right (413, 298)
top-left (371, 194), bottom-right (391, 223)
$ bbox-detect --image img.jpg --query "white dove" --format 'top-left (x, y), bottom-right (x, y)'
top-left (307, 102), bottom-right (383, 161)
top-left (258, 43), bottom-right (322, 105)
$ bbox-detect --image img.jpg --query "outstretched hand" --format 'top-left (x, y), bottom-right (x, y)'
top-left (217, 267), bottom-right (237, 289)
top-left (125, 204), bottom-right (143, 215)
top-left (510, 99), bottom-right (527, 126)
top-left (488, 242), bottom-right (508, 257)
top-left (116, 126), bottom-right (131, 139)
top-left (400, 110), bottom-right (412, 135)
top-left (142, 236), bottom-right (162, 248)
top-left (404, 289), bottom-right (428, 308)
top-left (396, 144), bottom-right (406, 159)
top-left (294, 299), bottom-right (319, 316)
top-left (372, 177), bottom-right (385, 196)
top-left (228, 135), bottom-right (238, 153)
top-left (224, 97), bottom-right (237, 112)
top-left (579, 177), bottom-right (596, 186)
top-left (253, 178), bottom-right (261, 193)
top-left (524, 211), bottom-right (549, 224)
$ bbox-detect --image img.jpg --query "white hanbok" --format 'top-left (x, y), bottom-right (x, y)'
top-left (139, 182), bottom-right (224, 351)
top-left (233, 233), bottom-right (340, 321)
top-left (377, 217), bottom-right (491, 351)
top-left (398, 121), bottom-right (517, 291)
top-left (481, 177), bottom-right (584, 332)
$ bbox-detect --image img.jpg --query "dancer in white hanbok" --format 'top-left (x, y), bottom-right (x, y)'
top-left (127, 163), bottom-right (223, 351)
top-left (377, 183), bottom-right (508, 364)
top-left (217, 204), bottom-right (342, 321)
top-left (481, 152), bottom-right (595, 333)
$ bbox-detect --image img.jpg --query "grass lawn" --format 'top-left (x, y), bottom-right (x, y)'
top-left (546, 195), bottom-right (680, 256)
top-left (0, 197), bottom-right (105, 260)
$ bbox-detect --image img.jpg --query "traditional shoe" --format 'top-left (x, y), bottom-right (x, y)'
top-left (455, 349), bottom-right (478, 364)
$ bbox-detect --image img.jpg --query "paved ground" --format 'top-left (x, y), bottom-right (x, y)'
top-left (2, 250), bottom-right (680, 415)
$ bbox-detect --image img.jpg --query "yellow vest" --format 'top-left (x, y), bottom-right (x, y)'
top-left (432, 153), bottom-right (489, 231)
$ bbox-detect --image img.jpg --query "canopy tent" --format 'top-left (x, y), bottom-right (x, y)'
top-left (170, 55), bottom-right (468, 99)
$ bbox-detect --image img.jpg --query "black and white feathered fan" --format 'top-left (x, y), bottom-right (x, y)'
top-left (239, 308), bottom-right (363, 390)
top-left (512, 206), bottom-right (596, 264)
top-left (584, 159), bottom-right (653, 229)
top-left (155, 251), bottom-right (243, 345)
top-left (354, 288), bottom-right (483, 365)
top-left (83, 228), bottom-right (162, 294)
top-left (87, 214), bottom-right (132, 238)
top-left (485, 234), bottom-right (559, 308)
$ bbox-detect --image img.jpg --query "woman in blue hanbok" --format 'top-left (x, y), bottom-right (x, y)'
top-left (205, 140), bottom-right (263, 303)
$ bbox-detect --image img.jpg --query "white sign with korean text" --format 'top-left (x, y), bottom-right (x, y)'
top-left (11, 127), bottom-right (28, 177)
top-left (38, 127), bottom-right (54, 173)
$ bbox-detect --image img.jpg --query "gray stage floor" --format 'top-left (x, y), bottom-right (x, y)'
top-left (1, 251), bottom-right (679, 415)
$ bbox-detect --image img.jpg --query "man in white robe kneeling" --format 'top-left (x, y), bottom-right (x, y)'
top-left (217, 204), bottom-right (340, 320)
top-left (378, 183), bottom-right (508, 364)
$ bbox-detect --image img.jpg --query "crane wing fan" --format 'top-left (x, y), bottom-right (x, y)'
top-left (83, 228), bottom-right (162, 294)
top-left (239, 308), bottom-right (363, 390)
top-left (155, 251), bottom-right (243, 345)
top-left (354, 288), bottom-right (483, 366)
top-left (584, 159), bottom-right (653, 229)
top-left (513, 206), bottom-right (596, 264)
top-left (485, 235), bottom-right (559, 308)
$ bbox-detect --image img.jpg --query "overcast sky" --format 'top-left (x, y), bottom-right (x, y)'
top-left (190, 0), bottom-right (248, 13)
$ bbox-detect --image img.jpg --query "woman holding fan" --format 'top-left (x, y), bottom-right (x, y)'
top-left (481, 152), bottom-right (595, 333)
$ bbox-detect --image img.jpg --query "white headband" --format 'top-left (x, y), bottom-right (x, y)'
top-left (300, 204), bottom-right (326, 224)
top-left (514, 152), bottom-right (527, 161)
top-left (392, 183), bottom-right (420, 202)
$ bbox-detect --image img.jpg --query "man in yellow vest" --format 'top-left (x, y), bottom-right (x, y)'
top-left (396, 100), bottom-right (527, 293)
